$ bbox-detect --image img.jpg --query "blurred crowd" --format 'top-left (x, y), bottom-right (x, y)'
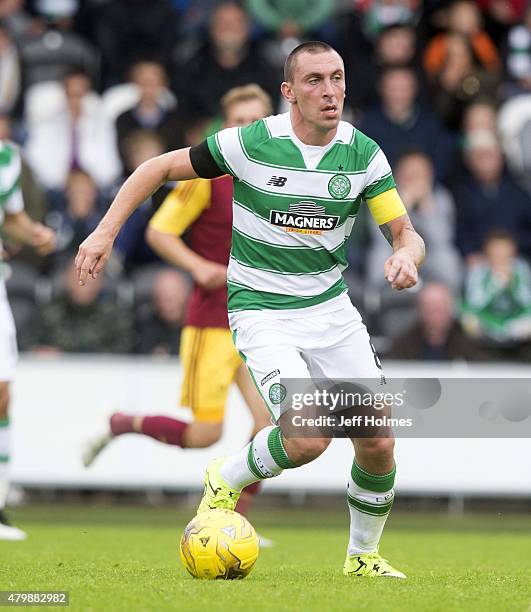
top-left (1, 0), bottom-right (531, 361)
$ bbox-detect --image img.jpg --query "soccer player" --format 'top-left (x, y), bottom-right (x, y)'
top-left (76, 42), bottom-right (425, 578)
top-left (83, 85), bottom-right (273, 518)
top-left (0, 141), bottom-right (55, 540)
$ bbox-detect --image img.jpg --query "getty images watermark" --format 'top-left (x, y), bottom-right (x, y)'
top-left (274, 378), bottom-right (531, 438)
top-left (290, 387), bottom-right (411, 429)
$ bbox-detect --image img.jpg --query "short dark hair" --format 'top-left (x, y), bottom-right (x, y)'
top-left (63, 66), bottom-right (90, 81)
top-left (283, 41), bottom-right (338, 82)
top-left (395, 146), bottom-right (431, 165)
top-left (378, 63), bottom-right (417, 84)
top-left (483, 228), bottom-right (516, 248)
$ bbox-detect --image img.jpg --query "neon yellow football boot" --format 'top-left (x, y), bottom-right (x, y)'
top-left (343, 552), bottom-right (407, 579)
top-left (197, 457), bottom-right (241, 514)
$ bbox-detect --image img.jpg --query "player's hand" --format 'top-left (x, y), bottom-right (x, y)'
top-left (75, 227), bottom-right (114, 285)
top-left (384, 249), bottom-right (418, 290)
top-left (192, 260), bottom-right (227, 290)
top-left (31, 223), bottom-right (56, 256)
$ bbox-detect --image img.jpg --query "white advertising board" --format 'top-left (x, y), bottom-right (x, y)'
top-left (9, 356), bottom-right (531, 496)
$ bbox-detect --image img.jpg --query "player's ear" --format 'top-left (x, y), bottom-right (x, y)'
top-left (281, 81), bottom-right (296, 104)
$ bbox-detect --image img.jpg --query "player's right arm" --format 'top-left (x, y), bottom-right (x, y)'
top-left (146, 179), bottom-right (227, 290)
top-left (75, 147), bottom-right (199, 285)
top-left (76, 128), bottom-right (240, 285)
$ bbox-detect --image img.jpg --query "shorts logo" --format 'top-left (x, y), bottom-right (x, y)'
top-left (269, 201), bottom-right (340, 235)
top-left (269, 383), bottom-right (287, 405)
top-left (328, 174), bottom-right (351, 199)
top-left (261, 369), bottom-right (280, 386)
top-left (267, 176), bottom-right (287, 187)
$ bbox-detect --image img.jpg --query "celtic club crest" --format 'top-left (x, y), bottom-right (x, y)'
top-left (328, 174), bottom-right (351, 199)
top-left (269, 383), bottom-right (287, 405)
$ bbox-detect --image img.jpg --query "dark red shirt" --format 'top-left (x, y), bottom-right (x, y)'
top-left (185, 175), bottom-right (233, 328)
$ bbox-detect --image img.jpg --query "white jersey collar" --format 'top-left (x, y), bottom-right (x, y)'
top-left (264, 113), bottom-right (353, 170)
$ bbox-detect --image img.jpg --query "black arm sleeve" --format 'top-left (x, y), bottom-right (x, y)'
top-left (189, 140), bottom-right (225, 179)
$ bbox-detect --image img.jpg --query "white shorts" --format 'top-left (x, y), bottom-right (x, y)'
top-left (230, 295), bottom-right (383, 422)
top-left (0, 296), bottom-right (18, 382)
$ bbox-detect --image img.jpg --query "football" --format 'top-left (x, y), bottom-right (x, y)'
top-left (180, 509), bottom-right (259, 579)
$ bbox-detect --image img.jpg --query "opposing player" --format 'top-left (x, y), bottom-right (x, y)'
top-left (83, 85), bottom-right (273, 518)
top-left (76, 42), bottom-right (425, 577)
top-left (0, 141), bottom-right (55, 540)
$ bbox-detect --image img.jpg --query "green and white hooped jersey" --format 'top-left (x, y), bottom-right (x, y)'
top-left (0, 141), bottom-right (23, 225)
top-left (207, 113), bottom-right (396, 314)
top-left (0, 141), bottom-right (24, 295)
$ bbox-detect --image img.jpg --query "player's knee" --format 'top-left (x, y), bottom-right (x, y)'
top-left (0, 383), bottom-right (9, 419)
top-left (356, 437), bottom-right (395, 463)
top-left (288, 436), bottom-right (331, 463)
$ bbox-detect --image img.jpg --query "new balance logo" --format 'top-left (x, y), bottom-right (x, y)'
top-left (267, 176), bottom-right (287, 187)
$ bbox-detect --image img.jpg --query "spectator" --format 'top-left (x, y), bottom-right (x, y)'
top-left (0, 23), bottom-right (21, 114)
top-left (424, 0), bottom-right (500, 76)
top-left (462, 99), bottom-right (497, 135)
top-left (498, 6), bottom-right (531, 190)
top-left (367, 150), bottom-right (462, 292)
top-left (46, 170), bottom-right (104, 269)
top-left (114, 131), bottom-right (170, 270)
top-left (135, 268), bottom-right (190, 355)
top-left (453, 130), bottom-right (531, 259)
top-left (386, 282), bottom-right (472, 361)
top-left (375, 23), bottom-right (418, 67)
top-left (359, 65), bottom-right (455, 180)
top-left (498, 91), bottom-right (531, 192)
top-left (504, 3), bottom-right (531, 87)
top-left (30, 261), bottom-right (134, 354)
top-left (25, 69), bottom-right (122, 191)
top-left (356, 0), bottom-right (421, 39)
top-left (478, 0), bottom-right (526, 45)
top-left (460, 230), bottom-right (531, 360)
top-left (426, 33), bottom-right (500, 130)
top-left (115, 61), bottom-right (184, 166)
top-left (171, 0), bottom-right (224, 40)
top-left (247, 0), bottom-right (337, 72)
top-left (19, 0), bottom-right (99, 88)
top-left (175, 2), bottom-right (279, 121)
top-left (94, 0), bottom-right (177, 87)
top-left (246, 0), bottom-right (335, 41)
top-left (0, 0), bottom-right (37, 42)
top-left (345, 24), bottom-right (419, 113)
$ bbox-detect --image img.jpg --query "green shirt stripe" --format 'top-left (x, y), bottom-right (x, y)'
top-left (232, 228), bottom-right (345, 274)
top-left (228, 277), bottom-right (347, 311)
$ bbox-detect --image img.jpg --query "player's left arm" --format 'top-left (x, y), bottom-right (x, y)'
top-left (3, 210), bottom-right (56, 256)
top-left (1, 147), bottom-right (55, 256)
top-left (380, 213), bottom-right (425, 290)
top-left (366, 188), bottom-right (425, 291)
top-left (2, 175), bottom-right (55, 257)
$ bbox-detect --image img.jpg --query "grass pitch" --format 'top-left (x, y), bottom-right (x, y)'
top-left (0, 504), bottom-right (530, 612)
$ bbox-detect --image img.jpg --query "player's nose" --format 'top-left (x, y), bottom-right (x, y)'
top-left (322, 78), bottom-right (335, 98)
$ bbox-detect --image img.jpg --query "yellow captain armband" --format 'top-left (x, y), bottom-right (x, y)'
top-left (366, 188), bottom-right (407, 226)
